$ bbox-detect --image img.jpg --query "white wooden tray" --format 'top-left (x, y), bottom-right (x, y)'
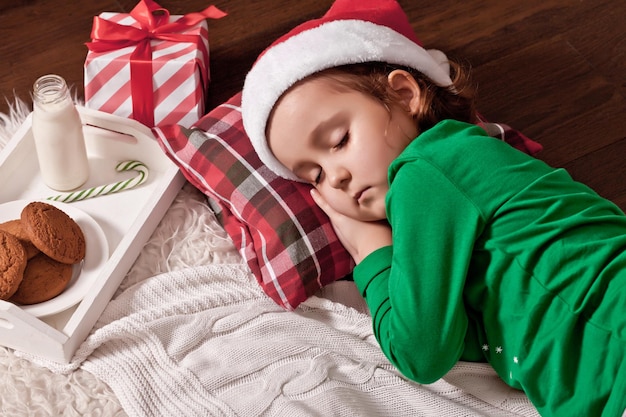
top-left (0, 106), bottom-right (185, 363)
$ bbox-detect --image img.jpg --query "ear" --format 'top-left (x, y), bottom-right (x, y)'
top-left (387, 70), bottom-right (421, 115)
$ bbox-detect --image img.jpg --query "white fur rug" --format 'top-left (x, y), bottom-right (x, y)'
top-left (0, 98), bottom-right (242, 417)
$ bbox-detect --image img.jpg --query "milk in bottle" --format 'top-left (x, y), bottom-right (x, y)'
top-left (32, 74), bottom-right (89, 191)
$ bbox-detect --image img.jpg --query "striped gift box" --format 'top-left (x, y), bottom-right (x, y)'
top-left (84, 11), bottom-right (210, 128)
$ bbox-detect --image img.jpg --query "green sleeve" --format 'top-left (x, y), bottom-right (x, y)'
top-left (354, 158), bottom-right (485, 384)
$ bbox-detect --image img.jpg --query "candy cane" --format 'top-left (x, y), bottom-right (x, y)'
top-left (46, 160), bottom-right (149, 203)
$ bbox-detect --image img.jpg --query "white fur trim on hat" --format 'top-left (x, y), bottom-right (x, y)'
top-left (242, 18), bottom-right (453, 181)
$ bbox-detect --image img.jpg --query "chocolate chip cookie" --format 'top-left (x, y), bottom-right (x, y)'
top-left (0, 219), bottom-right (40, 259)
top-left (0, 230), bottom-right (27, 300)
top-left (21, 201), bottom-right (86, 264)
top-left (10, 253), bottom-right (73, 305)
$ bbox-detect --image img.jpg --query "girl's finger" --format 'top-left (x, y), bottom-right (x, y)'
top-left (310, 188), bottom-right (331, 215)
top-left (310, 188), bottom-right (324, 207)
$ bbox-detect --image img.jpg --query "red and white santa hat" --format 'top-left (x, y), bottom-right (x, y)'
top-left (241, 0), bottom-right (453, 181)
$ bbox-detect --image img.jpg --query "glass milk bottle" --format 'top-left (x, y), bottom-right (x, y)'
top-left (32, 74), bottom-right (89, 191)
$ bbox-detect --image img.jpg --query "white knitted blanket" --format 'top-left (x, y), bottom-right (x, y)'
top-left (0, 99), bottom-right (540, 417)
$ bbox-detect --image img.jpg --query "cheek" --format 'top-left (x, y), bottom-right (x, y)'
top-left (317, 186), bottom-right (352, 214)
top-left (362, 144), bottom-right (402, 173)
top-left (385, 111), bottom-right (417, 150)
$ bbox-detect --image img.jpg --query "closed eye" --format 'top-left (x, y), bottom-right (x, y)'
top-left (314, 131), bottom-right (349, 185)
top-left (334, 131), bottom-right (349, 150)
top-left (313, 169), bottom-right (322, 185)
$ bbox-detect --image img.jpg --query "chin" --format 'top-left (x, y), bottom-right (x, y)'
top-left (356, 210), bottom-right (386, 222)
top-left (368, 204), bottom-right (388, 222)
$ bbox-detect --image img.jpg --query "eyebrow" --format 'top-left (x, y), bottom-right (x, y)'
top-left (310, 117), bottom-right (337, 146)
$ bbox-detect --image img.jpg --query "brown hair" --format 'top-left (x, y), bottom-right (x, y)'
top-left (302, 61), bottom-right (477, 134)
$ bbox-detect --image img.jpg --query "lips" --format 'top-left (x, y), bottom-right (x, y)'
top-left (354, 187), bottom-right (370, 203)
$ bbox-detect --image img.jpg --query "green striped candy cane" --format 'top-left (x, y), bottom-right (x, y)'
top-left (47, 160), bottom-right (149, 203)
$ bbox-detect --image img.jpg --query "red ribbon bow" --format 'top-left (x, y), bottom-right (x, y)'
top-left (86, 0), bottom-right (226, 126)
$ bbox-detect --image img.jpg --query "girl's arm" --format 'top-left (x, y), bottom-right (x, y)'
top-left (354, 159), bottom-right (484, 384)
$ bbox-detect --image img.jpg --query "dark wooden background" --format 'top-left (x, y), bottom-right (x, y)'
top-left (1, 0), bottom-right (624, 208)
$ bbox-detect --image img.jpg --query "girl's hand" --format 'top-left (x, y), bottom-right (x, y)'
top-left (310, 189), bottom-right (392, 264)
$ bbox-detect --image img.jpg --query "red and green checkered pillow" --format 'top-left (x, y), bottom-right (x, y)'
top-left (154, 93), bottom-right (354, 309)
top-left (154, 92), bottom-right (542, 310)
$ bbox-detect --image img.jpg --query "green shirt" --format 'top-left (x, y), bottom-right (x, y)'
top-left (354, 120), bottom-right (626, 416)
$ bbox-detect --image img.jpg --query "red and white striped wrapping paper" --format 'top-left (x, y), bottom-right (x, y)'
top-left (84, 12), bottom-right (209, 128)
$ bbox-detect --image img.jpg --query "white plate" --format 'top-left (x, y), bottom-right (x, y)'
top-left (0, 200), bottom-right (109, 317)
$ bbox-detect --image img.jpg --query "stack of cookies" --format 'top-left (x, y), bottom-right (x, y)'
top-left (0, 202), bottom-right (86, 305)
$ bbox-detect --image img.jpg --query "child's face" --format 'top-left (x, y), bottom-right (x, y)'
top-left (267, 76), bottom-right (418, 221)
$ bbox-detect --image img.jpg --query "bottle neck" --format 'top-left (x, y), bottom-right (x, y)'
top-left (33, 74), bottom-right (71, 108)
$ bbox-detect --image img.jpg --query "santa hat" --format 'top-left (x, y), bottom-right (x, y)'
top-left (241, 0), bottom-right (453, 181)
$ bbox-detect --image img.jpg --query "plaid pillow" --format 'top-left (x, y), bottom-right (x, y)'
top-left (154, 93), bottom-right (354, 309)
top-left (154, 92), bottom-right (542, 310)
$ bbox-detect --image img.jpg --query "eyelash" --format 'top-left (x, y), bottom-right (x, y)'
top-left (335, 132), bottom-right (349, 150)
top-left (313, 131), bottom-right (349, 185)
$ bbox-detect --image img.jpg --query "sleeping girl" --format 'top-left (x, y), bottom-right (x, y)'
top-left (241, 0), bottom-right (626, 415)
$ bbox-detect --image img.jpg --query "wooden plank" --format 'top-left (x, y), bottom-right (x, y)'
top-left (474, 38), bottom-right (626, 161)
top-left (563, 1), bottom-right (626, 98)
top-left (0, 0), bottom-right (122, 111)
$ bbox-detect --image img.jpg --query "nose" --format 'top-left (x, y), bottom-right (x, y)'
top-left (327, 165), bottom-right (350, 189)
